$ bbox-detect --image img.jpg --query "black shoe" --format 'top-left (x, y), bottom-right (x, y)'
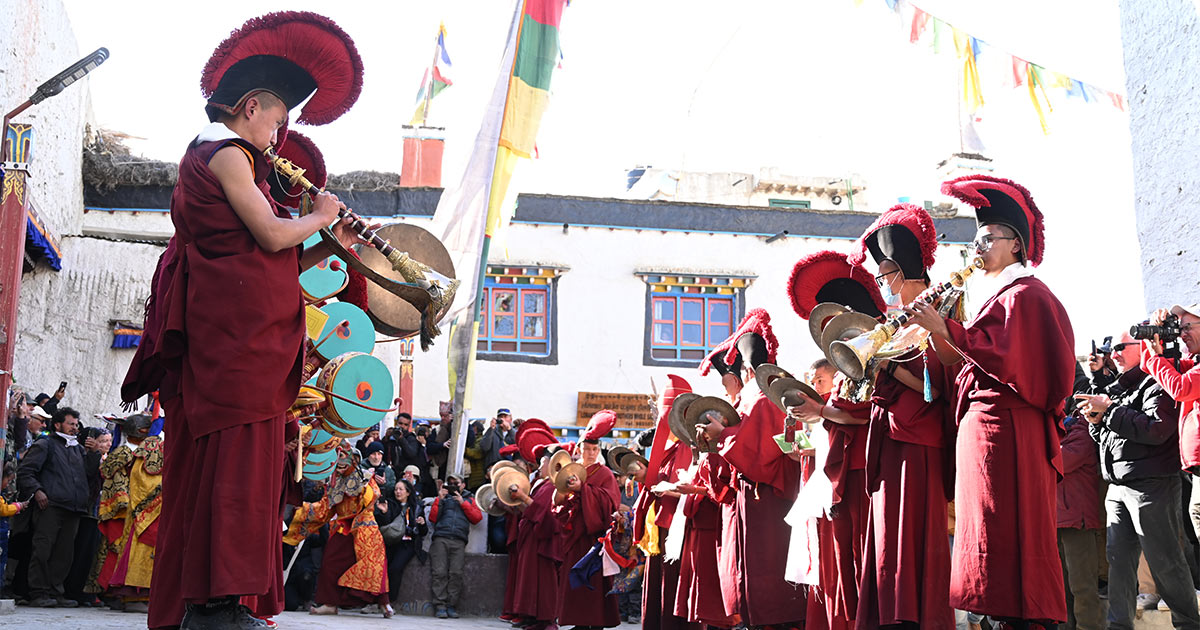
top-left (28, 596), bottom-right (58, 608)
top-left (182, 599), bottom-right (266, 630)
top-left (55, 597), bottom-right (79, 608)
top-left (446, 606), bottom-right (459, 618)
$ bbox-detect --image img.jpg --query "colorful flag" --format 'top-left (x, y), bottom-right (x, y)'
top-left (410, 23), bottom-right (454, 126)
top-left (431, 0), bottom-right (569, 475)
top-left (909, 7), bottom-right (929, 44)
top-left (954, 29), bottom-right (984, 114)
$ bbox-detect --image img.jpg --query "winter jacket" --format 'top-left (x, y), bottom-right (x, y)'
top-left (1056, 416), bottom-right (1103, 529)
top-left (16, 433), bottom-right (90, 514)
top-left (1089, 366), bottom-right (1181, 483)
top-left (1142, 352), bottom-right (1200, 471)
top-left (390, 430), bottom-right (438, 497)
top-left (429, 490), bottom-right (482, 543)
top-left (360, 460), bottom-right (396, 498)
top-left (479, 424), bottom-right (517, 470)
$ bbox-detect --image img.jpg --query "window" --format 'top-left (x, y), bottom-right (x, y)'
top-left (638, 272), bottom-right (753, 367)
top-left (768, 198), bottom-right (811, 209)
top-left (477, 264), bottom-right (565, 364)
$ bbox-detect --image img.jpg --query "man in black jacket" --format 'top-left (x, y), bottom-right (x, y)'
top-left (15, 407), bottom-right (89, 608)
top-left (388, 413), bottom-right (439, 498)
top-left (1077, 333), bottom-right (1200, 629)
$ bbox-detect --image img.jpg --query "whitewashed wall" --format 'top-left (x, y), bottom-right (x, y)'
top-left (1120, 0), bottom-right (1200, 310)
top-left (407, 218), bottom-right (970, 424)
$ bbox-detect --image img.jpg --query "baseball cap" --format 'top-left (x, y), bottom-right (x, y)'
top-left (403, 465), bottom-right (420, 476)
top-left (497, 408), bottom-right (512, 417)
top-left (1170, 304), bottom-right (1200, 320)
top-left (31, 407), bottom-right (51, 420)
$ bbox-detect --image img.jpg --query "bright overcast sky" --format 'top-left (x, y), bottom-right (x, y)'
top-left (62, 0), bottom-right (1140, 348)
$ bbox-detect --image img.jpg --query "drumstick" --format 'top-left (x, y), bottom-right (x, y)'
top-left (295, 433), bottom-right (304, 483)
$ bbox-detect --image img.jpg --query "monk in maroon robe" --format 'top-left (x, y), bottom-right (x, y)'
top-left (501, 491), bottom-right (524, 621)
top-left (509, 466), bottom-right (562, 629)
top-left (120, 16), bottom-right (364, 628)
top-left (907, 175), bottom-right (1074, 627)
top-left (673, 452), bottom-right (736, 628)
top-left (556, 412), bottom-right (622, 628)
top-left (844, 203), bottom-right (955, 630)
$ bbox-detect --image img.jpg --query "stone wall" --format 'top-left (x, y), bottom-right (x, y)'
top-left (1120, 0), bottom-right (1200, 309)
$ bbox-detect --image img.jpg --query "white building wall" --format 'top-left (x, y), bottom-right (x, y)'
top-left (1120, 0), bottom-right (1200, 310)
top-left (407, 219), bottom-right (969, 425)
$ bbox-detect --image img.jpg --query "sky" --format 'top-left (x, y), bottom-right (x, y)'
top-left (61, 0), bottom-right (1143, 351)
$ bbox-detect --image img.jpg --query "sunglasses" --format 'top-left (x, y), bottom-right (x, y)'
top-left (1112, 342), bottom-right (1138, 352)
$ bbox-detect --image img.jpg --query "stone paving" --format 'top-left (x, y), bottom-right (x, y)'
top-left (0, 604), bottom-right (518, 629)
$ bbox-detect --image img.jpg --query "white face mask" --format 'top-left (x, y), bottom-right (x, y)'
top-left (56, 431), bottom-right (78, 447)
top-left (880, 282), bottom-right (903, 308)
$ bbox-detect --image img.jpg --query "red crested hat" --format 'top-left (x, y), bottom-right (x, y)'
top-left (941, 174), bottom-right (1045, 266)
top-left (787, 250), bottom-right (886, 320)
top-left (268, 130), bottom-right (325, 206)
top-left (202, 11), bottom-right (364, 125)
top-left (847, 203), bottom-right (938, 278)
top-left (518, 428), bottom-right (557, 463)
top-left (645, 375), bottom-right (692, 489)
top-left (583, 410), bottom-right (617, 442)
top-left (699, 308), bottom-right (778, 376)
top-left (499, 444), bottom-right (520, 457)
top-left (517, 418), bottom-right (551, 440)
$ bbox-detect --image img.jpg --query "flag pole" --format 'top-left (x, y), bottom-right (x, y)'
top-left (420, 27), bottom-right (441, 127)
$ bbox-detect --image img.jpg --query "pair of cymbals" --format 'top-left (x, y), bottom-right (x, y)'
top-left (547, 449), bottom-right (587, 494)
top-left (755, 364), bottom-right (824, 413)
top-left (490, 460), bottom-right (521, 479)
top-left (668, 393), bottom-right (740, 454)
top-left (606, 445), bottom-right (647, 474)
top-left (474, 483), bottom-right (506, 517)
top-left (492, 467), bottom-right (531, 508)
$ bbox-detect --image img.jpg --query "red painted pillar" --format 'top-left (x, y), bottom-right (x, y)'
top-left (397, 336), bottom-right (415, 422)
top-left (0, 123), bottom-right (33, 399)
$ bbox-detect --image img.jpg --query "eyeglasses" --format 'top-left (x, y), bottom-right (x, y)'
top-left (874, 269), bottom-right (901, 288)
top-left (971, 235), bottom-right (1018, 250)
top-left (1112, 342), bottom-right (1138, 352)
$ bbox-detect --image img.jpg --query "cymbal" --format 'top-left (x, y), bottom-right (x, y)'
top-left (667, 392), bottom-right (702, 450)
top-left (548, 449), bottom-right (573, 479)
top-left (683, 396), bottom-right (741, 453)
top-left (492, 468), bottom-right (531, 507)
top-left (475, 483), bottom-right (505, 517)
top-left (754, 363), bottom-right (792, 398)
top-left (554, 462), bottom-right (588, 494)
top-left (766, 377), bottom-right (824, 413)
top-left (809, 302), bottom-right (849, 346)
top-left (490, 460), bottom-right (521, 479)
top-left (819, 311), bottom-right (880, 366)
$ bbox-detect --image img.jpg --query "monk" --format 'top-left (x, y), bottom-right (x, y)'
top-left (556, 411), bottom-right (622, 629)
top-left (119, 13), bottom-right (365, 630)
top-left (508, 449), bottom-right (564, 630)
top-left (907, 175), bottom-right (1074, 628)
top-left (843, 204), bottom-right (955, 630)
top-left (672, 452), bottom-right (736, 628)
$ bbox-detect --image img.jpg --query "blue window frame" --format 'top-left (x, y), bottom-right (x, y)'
top-left (649, 291), bottom-right (736, 363)
top-left (478, 283), bottom-right (551, 358)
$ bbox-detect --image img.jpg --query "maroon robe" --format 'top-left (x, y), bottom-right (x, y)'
top-left (719, 384), bottom-right (806, 627)
top-left (512, 479), bottom-right (562, 623)
top-left (674, 453), bottom-right (736, 628)
top-left (943, 276), bottom-right (1074, 623)
top-left (502, 498), bottom-right (523, 618)
top-left (812, 396), bottom-right (870, 630)
top-left (635, 441), bottom-right (700, 630)
top-left (556, 462), bottom-right (621, 628)
top-left (137, 137), bottom-right (305, 629)
top-left (856, 347), bottom-right (953, 630)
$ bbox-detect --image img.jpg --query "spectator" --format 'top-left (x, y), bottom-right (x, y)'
top-left (64, 427), bottom-right (105, 606)
top-left (7, 394), bottom-right (40, 458)
top-left (428, 472), bottom-right (482, 619)
top-left (432, 402), bottom-right (455, 482)
top-left (355, 427), bottom-right (380, 456)
top-left (382, 416), bottom-right (410, 468)
top-left (1077, 331), bottom-right (1200, 627)
top-left (33, 384), bottom-right (64, 417)
top-left (480, 409), bottom-right (517, 471)
top-left (376, 478), bottom-right (427, 605)
top-left (1057, 387), bottom-right (1104, 630)
top-left (1, 459), bottom-right (28, 586)
top-left (15, 407), bottom-right (90, 607)
top-left (463, 420), bottom-right (487, 491)
top-left (360, 441), bottom-right (395, 498)
top-left (392, 413), bottom-right (438, 499)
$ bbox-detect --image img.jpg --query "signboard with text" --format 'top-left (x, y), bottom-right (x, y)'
top-left (576, 391), bottom-right (655, 429)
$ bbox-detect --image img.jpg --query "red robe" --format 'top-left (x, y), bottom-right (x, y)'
top-left (635, 441), bottom-right (700, 630)
top-left (556, 462), bottom-right (621, 628)
top-left (719, 383), bottom-right (806, 627)
top-left (856, 348), bottom-right (953, 630)
top-left (512, 479), bottom-right (562, 622)
top-left (944, 276), bottom-right (1074, 623)
top-left (136, 137), bottom-right (305, 629)
top-left (810, 397), bottom-right (870, 630)
top-left (674, 453), bottom-right (736, 628)
top-left (502, 498), bottom-right (523, 618)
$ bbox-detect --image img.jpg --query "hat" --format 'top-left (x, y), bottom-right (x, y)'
top-left (518, 423), bottom-right (558, 463)
top-left (403, 465), bottom-right (420, 476)
top-left (446, 472), bottom-right (464, 482)
top-left (706, 349), bottom-right (742, 378)
top-left (201, 12), bottom-right (363, 125)
top-left (735, 332), bottom-right (770, 370)
top-left (31, 407), bottom-right (52, 420)
top-left (699, 308), bottom-right (778, 376)
top-left (582, 410), bottom-right (617, 442)
top-left (941, 174), bottom-right (1045, 266)
top-left (847, 203), bottom-right (938, 280)
top-left (496, 408), bottom-right (512, 417)
top-left (1171, 304), bottom-right (1200, 320)
top-left (787, 250), bottom-right (886, 320)
top-left (34, 393), bottom-right (50, 404)
top-left (267, 130), bottom-right (326, 206)
top-left (363, 441), bottom-right (384, 456)
top-left (499, 444), bottom-right (520, 458)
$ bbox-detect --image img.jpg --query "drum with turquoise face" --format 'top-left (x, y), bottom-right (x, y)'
top-left (303, 447), bottom-right (337, 480)
top-left (315, 351), bottom-right (394, 439)
top-left (303, 425), bottom-right (338, 454)
top-left (302, 301), bottom-right (377, 381)
top-left (299, 232), bottom-right (349, 302)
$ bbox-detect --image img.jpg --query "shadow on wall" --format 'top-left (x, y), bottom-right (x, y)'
top-left (394, 552), bottom-right (509, 617)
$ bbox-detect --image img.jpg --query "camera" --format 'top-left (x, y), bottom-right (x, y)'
top-left (1091, 336), bottom-right (1113, 356)
top-left (416, 426), bottom-right (429, 438)
top-left (1131, 314), bottom-right (1182, 343)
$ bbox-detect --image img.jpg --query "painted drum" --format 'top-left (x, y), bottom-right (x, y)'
top-left (303, 447), bottom-right (338, 480)
top-left (313, 301), bottom-right (376, 362)
top-left (303, 425), bottom-right (338, 454)
top-left (299, 232), bottom-right (349, 302)
top-left (315, 352), bottom-right (394, 439)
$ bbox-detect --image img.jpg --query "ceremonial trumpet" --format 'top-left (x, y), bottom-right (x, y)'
top-left (829, 257), bottom-right (984, 381)
top-left (264, 147), bottom-right (460, 347)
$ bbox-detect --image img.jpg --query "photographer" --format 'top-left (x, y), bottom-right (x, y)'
top-left (390, 413), bottom-right (437, 498)
top-left (1076, 331), bottom-right (1198, 627)
top-left (479, 408), bottom-right (517, 472)
top-left (428, 473), bottom-right (482, 619)
top-left (1140, 304), bottom-right (1200, 540)
top-left (1087, 337), bottom-right (1119, 391)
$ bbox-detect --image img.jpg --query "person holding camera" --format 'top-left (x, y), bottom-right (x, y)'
top-left (1139, 304), bottom-right (1200, 540)
top-left (1076, 330), bottom-right (1200, 628)
top-left (390, 413), bottom-right (438, 499)
top-left (360, 441), bottom-right (395, 499)
top-left (375, 478), bottom-right (427, 606)
top-left (480, 408), bottom-right (517, 472)
top-left (428, 472), bottom-right (482, 619)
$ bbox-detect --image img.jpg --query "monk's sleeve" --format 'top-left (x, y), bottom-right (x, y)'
top-left (580, 472), bottom-right (620, 536)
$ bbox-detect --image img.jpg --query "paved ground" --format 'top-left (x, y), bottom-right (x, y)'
top-left (0, 605), bottom-right (517, 629)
